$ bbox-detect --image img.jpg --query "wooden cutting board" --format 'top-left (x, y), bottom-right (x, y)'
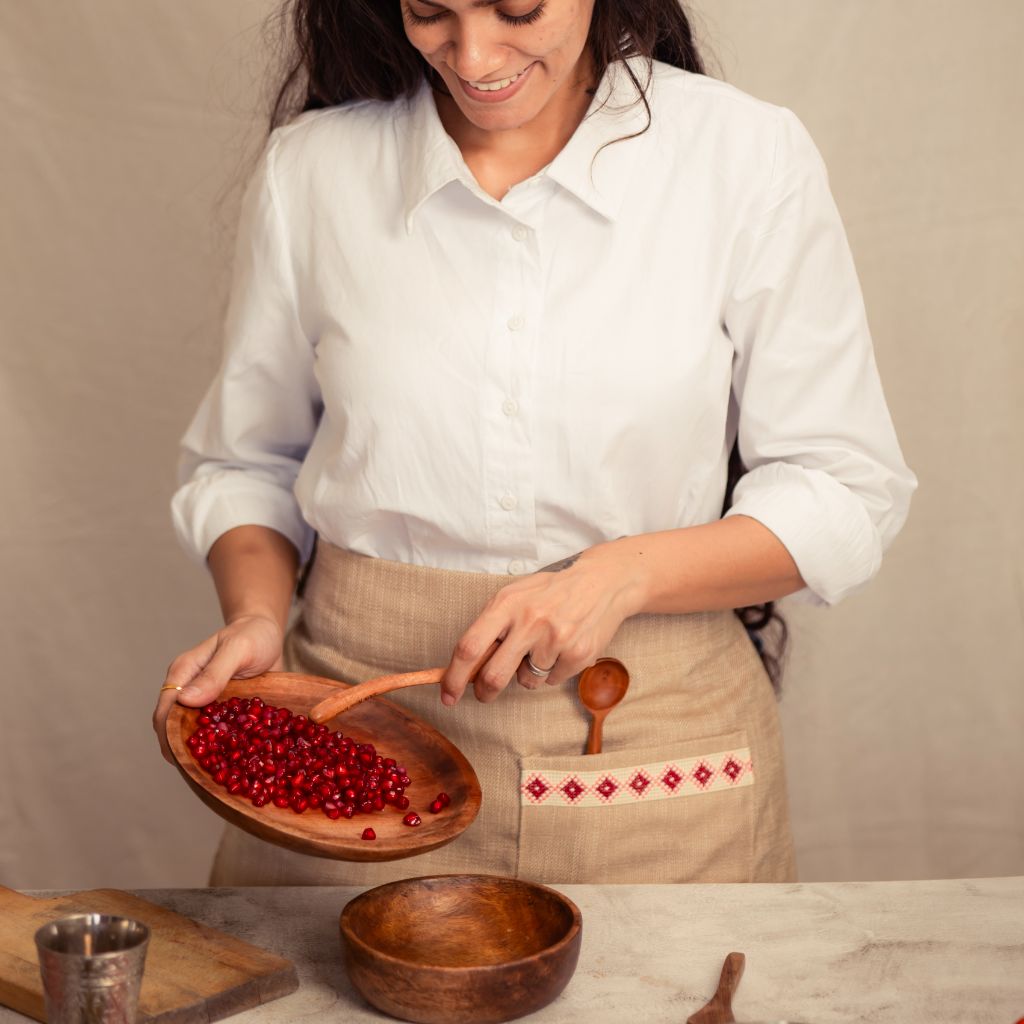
top-left (0, 886), bottom-right (298, 1023)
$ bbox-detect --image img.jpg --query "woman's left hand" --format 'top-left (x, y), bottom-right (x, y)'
top-left (441, 543), bottom-right (646, 705)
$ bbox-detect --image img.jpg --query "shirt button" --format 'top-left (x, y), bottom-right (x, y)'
top-left (507, 314), bottom-right (525, 331)
top-left (499, 494), bottom-right (518, 511)
top-left (512, 224), bottom-right (529, 242)
top-left (508, 559), bottom-right (527, 575)
top-left (502, 398), bottom-right (519, 416)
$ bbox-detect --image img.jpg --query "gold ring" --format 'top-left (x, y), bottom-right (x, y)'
top-left (159, 684), bottom-right (184, 693)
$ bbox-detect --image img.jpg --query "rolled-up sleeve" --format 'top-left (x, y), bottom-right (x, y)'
top-left (171, 131), bottom-right (319, 566)
top-left (723, 109), bottom-right (917, 606)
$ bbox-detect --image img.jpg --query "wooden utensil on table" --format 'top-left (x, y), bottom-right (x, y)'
top-left (0, 886), bottom-right (297, 1024)
top-left (308, 640), bottom-right (501, 723)
top-left (688, 951), bottom-right (745, 1023)
top-left (687, 952), bottom-right (814, 1024)
top-left (577, 658), bottom-right (630, 754)
top-left (166, 673), bottom-right (481, 862)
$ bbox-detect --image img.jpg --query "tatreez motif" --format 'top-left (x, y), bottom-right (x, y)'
top-left (692, 761), bottom-right (715, 789)
top-left (519, 748), bottom-right (754, 808)
top-left (522, 774), bottom-right (552, 804)
top-left (558, 776), bottom-right (587, 804)
top-left (627, 770), bottom-right (653, 798)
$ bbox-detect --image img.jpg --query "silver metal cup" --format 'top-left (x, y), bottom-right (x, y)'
top-left (34, 914), bottom-right (150, 1024)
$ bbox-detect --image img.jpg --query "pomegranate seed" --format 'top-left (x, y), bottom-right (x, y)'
top-left (361, 828), bottom-right (376, 841)
top-left (402, 812), bottom-right (421, 827)
top-left (188, 698), bottom-right (415, 826)
top-left (436, 791), bottom-right (451, 807)
top-left (428, 799), bottom-right (443, 814)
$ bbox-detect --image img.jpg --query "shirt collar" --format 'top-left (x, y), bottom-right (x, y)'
top-left (396, 55), bottom-right (655, 231)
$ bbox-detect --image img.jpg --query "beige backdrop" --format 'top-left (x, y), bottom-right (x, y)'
top-left (1, 1), bottom-right (1021, 888)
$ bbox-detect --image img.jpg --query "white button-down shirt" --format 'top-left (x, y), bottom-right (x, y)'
top-left (173, 58), bottom-right (916, 606)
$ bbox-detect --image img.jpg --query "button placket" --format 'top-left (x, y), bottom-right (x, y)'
top-left (480, 186), bottom-right (553, 571)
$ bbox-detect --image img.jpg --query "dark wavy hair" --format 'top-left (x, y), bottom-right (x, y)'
top-left (262, 0), bottom-right (788, 691)
top-left (265, 0), bottom-right (706, 129)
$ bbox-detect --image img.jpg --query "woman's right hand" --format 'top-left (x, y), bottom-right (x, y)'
top-left (152, 613), bottom-right (284, 764)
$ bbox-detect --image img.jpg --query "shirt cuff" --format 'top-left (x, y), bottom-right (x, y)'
top-left (171, 472), bottom-right (314, 568)
top-left (724, 461), bottom-right (883, 607)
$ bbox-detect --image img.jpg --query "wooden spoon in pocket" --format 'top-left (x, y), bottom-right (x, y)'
top-left (577, 657), bottom-right (630, 754)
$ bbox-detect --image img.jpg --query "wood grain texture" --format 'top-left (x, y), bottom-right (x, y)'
top-left (166, 673), bottom-right (481, 862)
top-left (309, 667), bottom-right (443, 722)
top-left (578, 659), bottom-right (629, 756)
top-left (0, 886), bottom-right (297, 1024)
top-left (308, 639), bottom-right (502, 722)
top-left (687, 951), bottom-right (745, 1024)
top-left (340, 874), bottom-right (583, 1024)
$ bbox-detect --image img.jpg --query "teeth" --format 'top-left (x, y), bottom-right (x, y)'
top-left (468, 70), bottom-right (523, 92)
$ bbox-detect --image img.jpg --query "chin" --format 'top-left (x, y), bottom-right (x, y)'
top-left (462, 107), bottom-right (537, 133)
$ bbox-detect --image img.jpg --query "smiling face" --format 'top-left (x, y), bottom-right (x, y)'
top-left (400, 0), bottom-right (597, 135)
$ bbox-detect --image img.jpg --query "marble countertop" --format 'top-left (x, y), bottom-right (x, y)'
top-left (3, 878), bottom-right (1022, 1023)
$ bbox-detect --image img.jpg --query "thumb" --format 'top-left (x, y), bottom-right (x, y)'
top-left (178, 643), bottom-right (239, 707)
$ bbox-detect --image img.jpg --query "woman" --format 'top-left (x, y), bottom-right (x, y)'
top-left (155, 0), bottom-right (916, 885)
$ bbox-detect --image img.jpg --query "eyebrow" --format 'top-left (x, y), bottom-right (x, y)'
top-left (414, 1), bottom-right (506, 8)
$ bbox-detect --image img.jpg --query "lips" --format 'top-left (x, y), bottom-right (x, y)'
top-left (466, 68), bottom-right (528, 91)
top-left (455, 61), bottom-right (536, 103)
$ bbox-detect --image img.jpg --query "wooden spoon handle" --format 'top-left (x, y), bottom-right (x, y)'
top-left (585, 710), bottom-right (606, 755)
top-left (309, 668), bottom-right (443, 723)
top-left (308, 640), bottom-right (502, 723)
top-left (686, 951), bottom-right (745, 1024)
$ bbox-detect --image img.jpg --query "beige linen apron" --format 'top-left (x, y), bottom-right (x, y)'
top-left (209, 542), bottom-right (797, 885)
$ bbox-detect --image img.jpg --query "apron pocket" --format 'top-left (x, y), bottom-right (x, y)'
top-left (516, 732), bottom-right (755, 884)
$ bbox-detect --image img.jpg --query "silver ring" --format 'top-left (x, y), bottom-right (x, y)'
top-left (525, 652), bottom-right (556, 677)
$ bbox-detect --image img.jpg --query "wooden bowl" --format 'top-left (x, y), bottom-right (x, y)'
top-left (165, 673), bottom-right (481, 862)
top-left (340, 874), bottom-right (583, 1024)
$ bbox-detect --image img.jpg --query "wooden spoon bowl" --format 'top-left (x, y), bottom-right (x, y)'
top-left (165, 673), bottom-right (481, 862)
top-left (340, 874), bottom-right (583, 1024)
top-left (577, 657), bottom-right (630, 755)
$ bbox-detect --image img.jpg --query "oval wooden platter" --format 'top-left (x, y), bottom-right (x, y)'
top-left (165, 672), bottom-right (481, 862)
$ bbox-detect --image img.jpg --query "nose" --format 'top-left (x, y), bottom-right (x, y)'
top-left (444, 18), bottom-right (507, 81)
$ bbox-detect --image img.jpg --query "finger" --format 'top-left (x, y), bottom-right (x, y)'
top-left (545, 646), bottom-right (593, 689)
top-left (153, 689), bottom-right (184, 764)
top-left (464, 622), bottom-right (539, 703)
top-left (153, 636), bottom-right (220, 763)
top-left (514, 661), bottom-right (543, 690)
top-left (178, 638), bottom-right (246, 707)
top-left (441, 633), bottom-right (504, 706)
top-left (471, 661), bottom-right (516, 704)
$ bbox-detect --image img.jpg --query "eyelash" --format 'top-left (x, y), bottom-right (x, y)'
top-left (405, 2), bottom-right (547, 28)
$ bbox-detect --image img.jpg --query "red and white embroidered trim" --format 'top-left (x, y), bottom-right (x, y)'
top-left (520, 748), bottom-right (753, 807)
